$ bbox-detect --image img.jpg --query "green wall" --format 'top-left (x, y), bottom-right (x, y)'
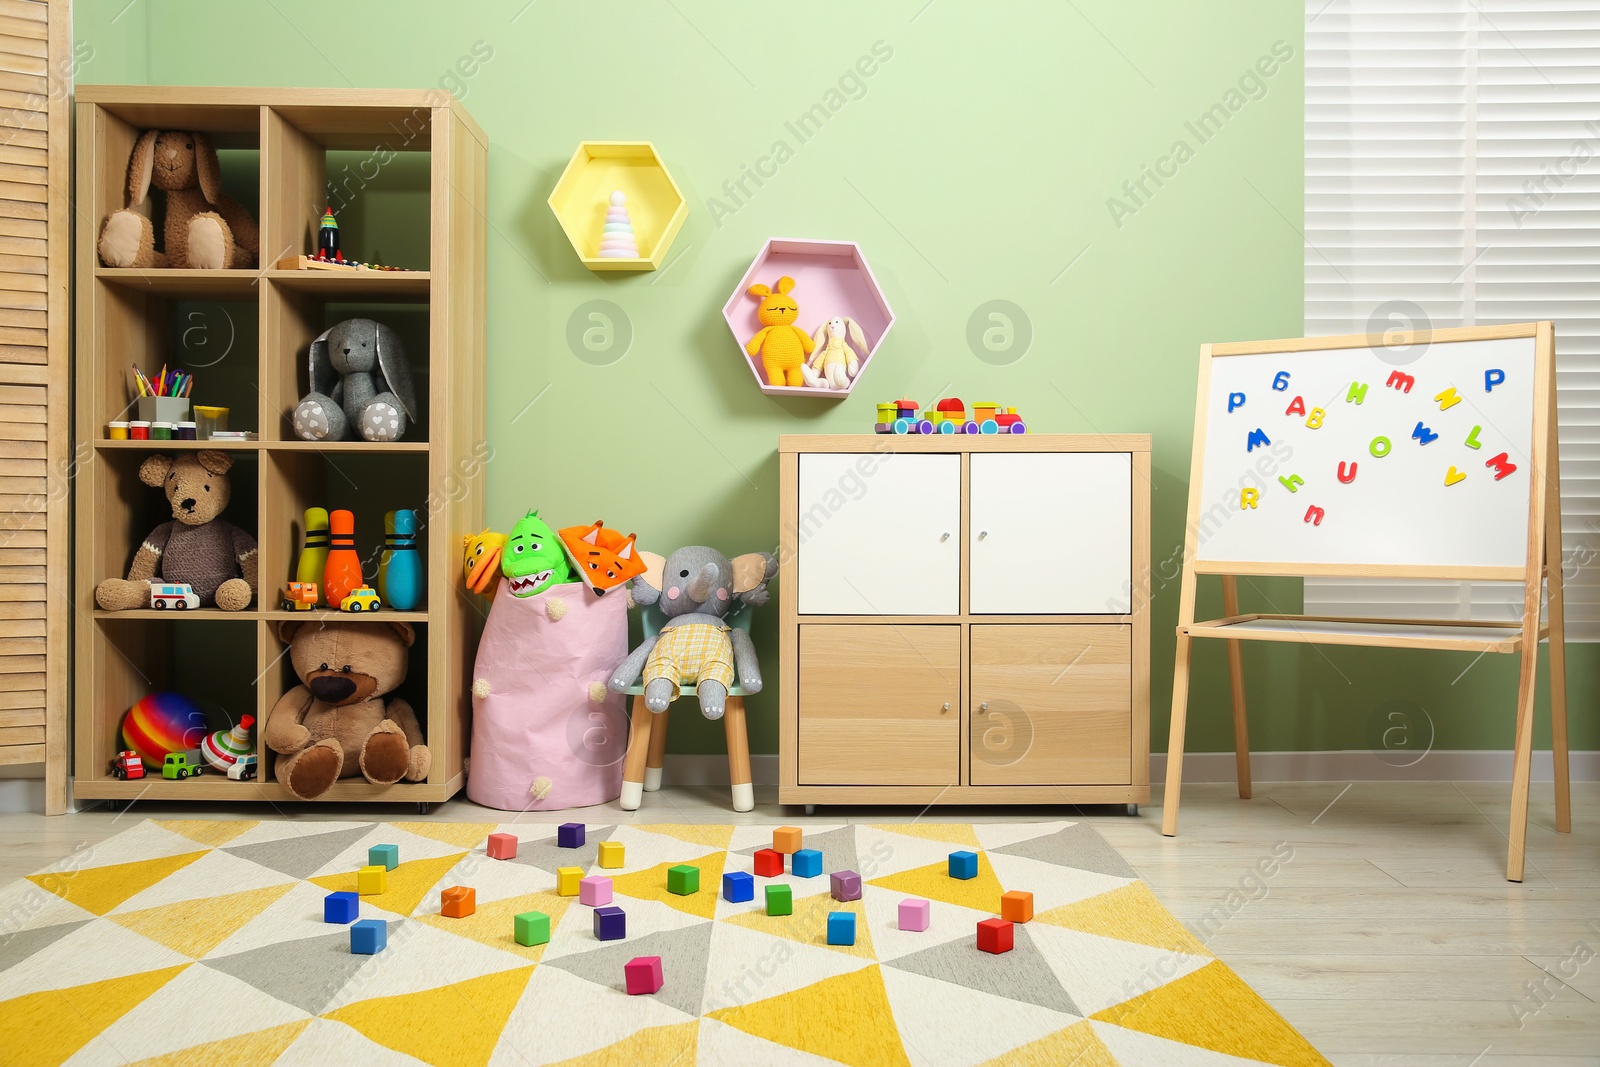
top-left (76, 0), bottom-right (1593, 763)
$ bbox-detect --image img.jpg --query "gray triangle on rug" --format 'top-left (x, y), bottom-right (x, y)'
top-left (507, 825), bottom-right (617, 875)
top-left (201, 920), bottom-right (400, 1015)
top-left (0, 919), bottom-right (92, 973)
top-left (882, 923), bottom-right (1083, 1017)
top-left (542, 918), bottom-right (715, 1018)
top-left (990, 823), bottom-right (1137, 880)
top-left (222, 825), bottom-right (379, 881)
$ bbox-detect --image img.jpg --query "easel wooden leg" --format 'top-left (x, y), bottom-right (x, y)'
top-left (1221, 575), bottom-right (1252, 800)
top-left (1507, 638), bottom-right (1540, 883)
top-left (1161, 633), bottom-right (1194, 837)
top-left (644, 704), bottom-right (670, 792)
top-left (1544, 370), bottom-right (1571, 834)
top-left (620, 695), bottom-right (651, 811)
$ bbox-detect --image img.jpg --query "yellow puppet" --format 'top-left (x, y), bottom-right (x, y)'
top-left (743, 276), bottom-right (813, 387)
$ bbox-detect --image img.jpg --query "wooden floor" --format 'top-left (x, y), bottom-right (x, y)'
top-left (2, 780), bottom-right (1596, 1065)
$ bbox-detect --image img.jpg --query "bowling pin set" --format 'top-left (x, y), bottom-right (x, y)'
top-left (294, 506), bottom-right (423, 611)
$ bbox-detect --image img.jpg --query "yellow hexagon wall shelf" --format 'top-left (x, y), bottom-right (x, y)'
top-left (548, 141), bottom-right (687, 271)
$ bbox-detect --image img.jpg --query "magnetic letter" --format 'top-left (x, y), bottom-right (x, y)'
top-left (1444, 466), bottom-right (1466, 486)
top-left (1272, 371), bottom-right (1290, 391)
top-left (1411, 421), bottom-right (1439, 445)
top-left (1305, 407), bottom-right (1325, 429)
top-left (1337, 461), bottom-right (1358, 483)
top-left (1386, 370), bottom-right (1415, 393)
top-left (1240, 487), bottom-right (1259, 510)
top-left (1278, 474), bottom-right (1304, 493)
top-left (1228, 391), bottom-right (1246, 413)
top-left (1346, 381), bottom-right (1369, 404)
top-left (1304, 505), bottom-right (1325, 526)
top-left (1284, 396), bottom-right (1306, 416)
top-left (1246, 428), bottom-right (1271, 452)
top-left (1370, 436), bottom-right (1392, 457)
top-left (1464, 425), bottom-right (1482, 449)
top-left (1434, 386), bottom-right (1461, 410)
top-left (1485, 368), bottom-right (1505, 392)
top-left (1485, 451), bottom-right (1517, 481)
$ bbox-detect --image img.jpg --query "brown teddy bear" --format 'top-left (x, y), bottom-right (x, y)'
top-left (265, 620), bottom-right (431, 799)
top-left (95, 451), bottom-right (258, 611)
top-left (97, 130), bottom-right (260, 270)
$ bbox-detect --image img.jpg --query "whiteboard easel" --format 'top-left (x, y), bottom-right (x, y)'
top-left (1162, 323), bottom-right (1569, 882)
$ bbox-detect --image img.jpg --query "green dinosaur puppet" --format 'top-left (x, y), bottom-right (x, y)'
top-left (501, 509), bottom-right (572, 597)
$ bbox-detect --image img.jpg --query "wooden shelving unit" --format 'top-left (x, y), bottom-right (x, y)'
top-left (72, 87), bottom-right (487, 807)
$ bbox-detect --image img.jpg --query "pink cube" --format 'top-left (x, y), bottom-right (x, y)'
top-left (625, 954), bottom-right (664, 995)
top-left (486, 833), bottom-right (518, 860)
top-left (899, 897), bottom-right (930, 932)
top-left (579, 875), bottom-right (613, 906)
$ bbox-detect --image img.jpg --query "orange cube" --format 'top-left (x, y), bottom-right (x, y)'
top-left (1000, 890), bottom-right (1033, 924)
top-left (441, 886), bottom-right (476, 918)
top-left (773, 826), bottom-right (803, 854)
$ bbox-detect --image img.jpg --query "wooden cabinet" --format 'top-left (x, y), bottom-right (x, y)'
top-left (779, 435), bottom-right (1150, 807)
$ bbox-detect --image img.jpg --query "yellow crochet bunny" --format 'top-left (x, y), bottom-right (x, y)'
top-left (744, 276), bottom-right (814, 387)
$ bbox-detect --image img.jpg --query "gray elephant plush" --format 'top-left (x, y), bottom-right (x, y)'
top-left (607, 546), bottom-right (777, 720)
top-left (291, 317), bottom-right (418, 442)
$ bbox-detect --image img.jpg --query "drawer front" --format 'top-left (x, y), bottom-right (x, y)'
top-left (798, 624), bottom-right (960, 786)
top-left (797, 452), bottom-right (961, 615)
top-left (969, 452), bottom-right (1132, 614)
top-left (969, 624), bottom-right (1130, 786)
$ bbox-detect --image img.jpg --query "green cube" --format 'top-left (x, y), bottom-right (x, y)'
top-left (514, 910), bottom-right (550, 947)
top-left (765, 884), bottom-right (793, 916)
top-left (666, 864), bottom-right (700, 895)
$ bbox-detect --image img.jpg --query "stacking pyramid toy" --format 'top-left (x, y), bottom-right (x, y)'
top-left (597, 190), bottom-right (639, 259)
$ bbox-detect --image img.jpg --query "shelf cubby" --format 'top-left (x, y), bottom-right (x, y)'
top-left (74, 87), bottom-right (487, 808)
top-left (548, 141), bottom-right (687, 271)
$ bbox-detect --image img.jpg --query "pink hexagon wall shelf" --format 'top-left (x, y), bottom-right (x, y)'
top-left (722, 238), bottom-right (895, 399)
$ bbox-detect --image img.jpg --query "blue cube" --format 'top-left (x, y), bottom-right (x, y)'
top-left (722, 870), bottom-right (755, 903)
top-left (594, 905), bottom-right (626, 941)
top-left (323, 891), bottom-right (359, 924)
top-left (949, 850), bottom-right (979, 880)
top-left (827, 911), bottom-right (856, 946)
top-left (368, 844), bottom-right (399, 871)
top-left (791, 848), bottom-right (823, 878)
top-left (557, 822), bottom-right (586, 849)
top-left (350, 918), bottom-right (387, 954)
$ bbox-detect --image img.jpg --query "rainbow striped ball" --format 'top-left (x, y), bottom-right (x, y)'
top-left (121, 692), bottom-right (208, 763)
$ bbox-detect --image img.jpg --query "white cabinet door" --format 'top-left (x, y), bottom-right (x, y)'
top-left (798, 453), bottom-right (961, 615)
top-left (969, 452), bottom-right (1131, 614)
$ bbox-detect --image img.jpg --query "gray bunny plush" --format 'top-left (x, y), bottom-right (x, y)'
top-left (607, 546), bottom-right (777, 720)
top-left (291, 317), bottom-right (418, 442)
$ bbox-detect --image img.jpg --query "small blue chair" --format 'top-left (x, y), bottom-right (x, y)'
top-left (620, 604), bottom-right (757, 812)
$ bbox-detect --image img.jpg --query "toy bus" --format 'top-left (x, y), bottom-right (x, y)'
top-left (874, 397), bottom-right (1027, 435)
top-left (149, 582), bottom-right (199, 609)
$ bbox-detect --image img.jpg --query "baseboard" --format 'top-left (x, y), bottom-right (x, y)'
top-left (662, 750), bottom-right (1600, 788)
top-left (0, 776), bottom-right (46, 813)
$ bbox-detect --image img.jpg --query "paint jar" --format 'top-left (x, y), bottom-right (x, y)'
top-left (175, 421), bottom-right (197, 440)
top-left (107, 421), bottom-right (129, 440)
top-left (151, 422), bottom-right (173, 441)
top-left (129, 421), bottom-right (151, 440)
top-left (193, 405), bottom-right (228, 440)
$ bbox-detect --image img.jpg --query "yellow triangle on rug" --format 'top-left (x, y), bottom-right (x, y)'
top-left (111, 883), bottom-right (296, 958)
top-left (611, 852), bottom-right (727, 919)
top-left (152, 819), bottom-right (258, 848)
top-left (976, 1019), bottom-right (1117, 1067)
top-left (28, 852), bottom-right (208, 916)
top-left (388, 821), bottom-right (499, 849)
top-left (1036, 880), bottom-right (1212, 957)
top-left (0, 965), bottom-right (188, 1067)
top-left (635, 823), bottom-right (735, 850)
top-left (870, 823), bottom-right (983, 848)
top-left (309, 851), bottom-right (467, 917)
top-left (722, 892), bottom-right (875, 960)
top-left (126, 1019), bottom-right (310, 1067)
top-left (709, 965), bottom-right (912, 1067)
top-left (323, 964), bottom-right (535, 1067)
top-left (546, 1021), bottom-right (699, 1067)
top-left (1093, 960), bottom-right (1332, 1067)
top-left (867, 851), bottom-right (1004, 913)
top-left (414, 888), bottom-right (572, 962)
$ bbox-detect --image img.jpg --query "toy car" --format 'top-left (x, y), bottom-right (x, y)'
top-left (340, 586), bottom-right (382, 612)
top-left (226, 753), bottom-right (258, 781)
top-left (161, 749), bottom-right (203, 779)
top-left (282, 581), bottom-right (319, 611)
top-left (149, 582), bottom-right (199, 610)
top-left (873, 396), bottom-right (1028, 435)
top-left (109, 749), bottom-right (145, 780)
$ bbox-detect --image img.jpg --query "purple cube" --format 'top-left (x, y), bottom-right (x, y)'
top-left (594, 905), bottom-right (626, 941)
top-left (830, 870), bottom-right (862, 902)
top-left (557, 822), bottom-right (586, 849)
top-left (899, 897), bottom-right (930, 932)
top-left (579, 876), bottom-right (613, 907)
top-left (323, 891), bottom-right (359, 924)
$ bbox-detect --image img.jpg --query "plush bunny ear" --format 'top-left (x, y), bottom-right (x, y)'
top-left (747, 283), bottom-right (772, 298)
top-left (732, 552), bottom-right (777, 594)
top-left (372, 321), bottom-right (418, 422)
top-left (812, 322), bottom-right (827, 349)
top-left (127, 130), bottom-right (158, 207)
top-left (307, 326), bottom-right (336, 398)
top-left (845, 317), bottom-right (868, 351)
top-left (775, 276), bottom-right (796, 295)
top-left (637, 551), bottom-right (666, 593)
top-left (137, 453), bottom-right (173, 487)
top-left (192, 132), bottom-right (223, 205)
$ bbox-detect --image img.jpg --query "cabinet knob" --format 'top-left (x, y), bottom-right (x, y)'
top-left (942, 702), bottom-right (950, 711)
top-left (979, 702), bottom-right (989, 712)
top-left (940, 532), bottom-right (950, 542)
top-left (978, 530), bottom-right (988, 540)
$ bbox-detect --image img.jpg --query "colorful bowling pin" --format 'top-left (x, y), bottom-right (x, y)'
top-left (296, 507), bottom-right (329, 604)
top-left (385, 509), bottom-right (423, 611)
top-left (322, 510), bottom-right (363, 607)
top-left (377, 510), bottom-right (396, 600)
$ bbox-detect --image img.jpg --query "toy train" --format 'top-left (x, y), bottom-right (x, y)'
top-left (874, 398), bottom-right (1027, 435)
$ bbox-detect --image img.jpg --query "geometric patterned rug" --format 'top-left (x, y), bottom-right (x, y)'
top-left (0, 819), bottom-right (1330, 1066)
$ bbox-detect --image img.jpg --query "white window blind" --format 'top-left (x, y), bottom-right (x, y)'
top-left (1305, 0), bottom-right (1600, 639)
